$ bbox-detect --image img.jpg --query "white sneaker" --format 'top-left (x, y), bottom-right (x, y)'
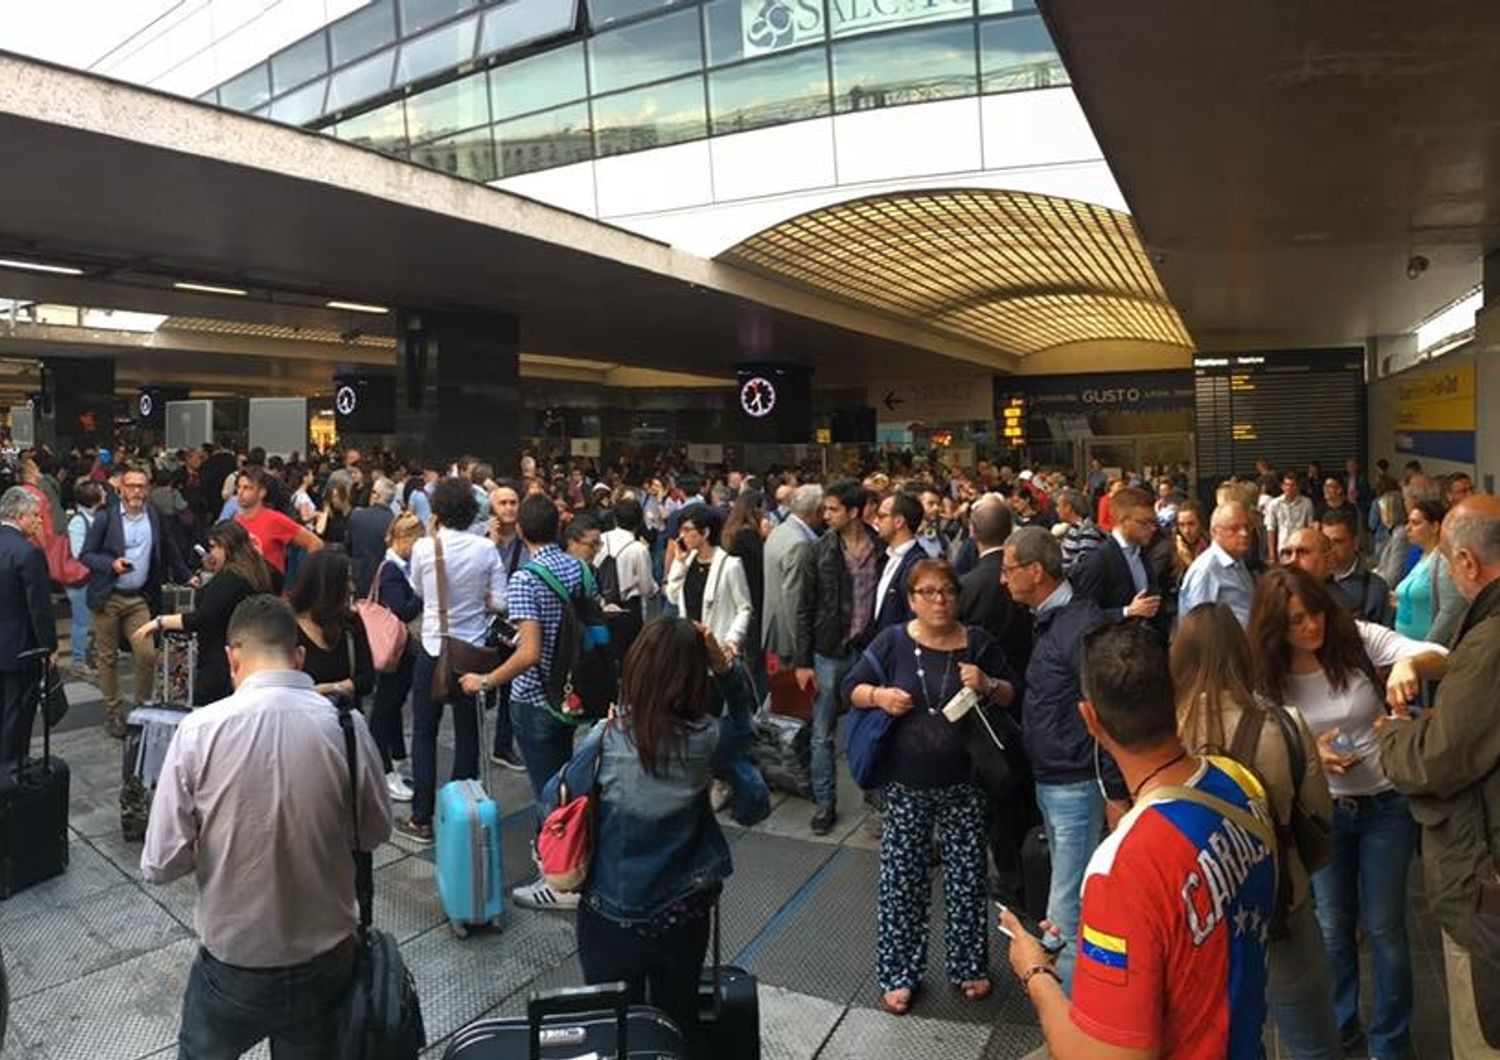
top-left (710, 779), bottom-right (733, 813)
top-left (511, 878), bottom-right (580, 911)
top-left (386, 771), bottom-right (414, 802)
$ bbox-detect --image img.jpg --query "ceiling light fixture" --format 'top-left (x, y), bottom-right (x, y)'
top-left (326, 300), bottom-right (389, 314)
top-left (174, 281), bottom-right (249, 296)
top-left (0, 257), bottom-right (84, 276)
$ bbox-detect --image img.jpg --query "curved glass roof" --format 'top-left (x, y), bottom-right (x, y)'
top-left (719, 188), bottom-right (1195, 357)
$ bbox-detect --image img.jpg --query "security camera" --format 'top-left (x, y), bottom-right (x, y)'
top-left (1406, 254), bottom-right (1429, 280)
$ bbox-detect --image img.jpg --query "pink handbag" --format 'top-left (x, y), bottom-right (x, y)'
top-left (355, 561), bottom-right (409, 673)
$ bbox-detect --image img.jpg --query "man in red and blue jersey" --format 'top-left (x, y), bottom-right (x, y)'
top-left (1003, 620), bottom-right (1277, 1058)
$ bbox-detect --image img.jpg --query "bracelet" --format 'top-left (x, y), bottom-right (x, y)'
top-left (1021, 964), bottom-right (1062, 989)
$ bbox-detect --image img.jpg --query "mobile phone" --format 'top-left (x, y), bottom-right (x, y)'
top-left (996, 903), bottom-right (1066, 953)
top-left (119, 560), bottom-right (134, 571)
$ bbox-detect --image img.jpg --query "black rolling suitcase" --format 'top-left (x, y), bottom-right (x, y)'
top-left (697, 903), bottom-right (760, 1060)
top-left (442, 982), bottom-right (687, 1059)
top-left (1020, 824), bottom-right (1050, 922)
top-left (0, 650), bottom-right (69, 899)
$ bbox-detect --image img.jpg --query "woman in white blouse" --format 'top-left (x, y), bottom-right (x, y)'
top-left (664, 503), bottom-right (752, 658)
top-left (1248, 566), bottom-right (1447, 1060)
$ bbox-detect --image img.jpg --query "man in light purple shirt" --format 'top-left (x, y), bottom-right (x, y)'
top-left (142, 594), bottom-right (392, 1058)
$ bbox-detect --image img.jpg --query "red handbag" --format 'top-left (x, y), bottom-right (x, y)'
top-left (538, 722), bottom-right (609, 894)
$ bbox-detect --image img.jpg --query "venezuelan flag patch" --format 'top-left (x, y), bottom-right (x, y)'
top-left (1080, 924), bottom-right (1129, 986)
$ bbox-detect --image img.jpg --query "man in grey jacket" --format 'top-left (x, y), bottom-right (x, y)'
top-left (761, 484), bottom-right (822, 662)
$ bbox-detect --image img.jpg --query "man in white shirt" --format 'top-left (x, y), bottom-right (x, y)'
top-left (1265, 471), bottom-right (1317, 559)
top-left (142, 594), bottom-right (392, 1058)
top-left (1179, 501), bottom-right (1257, 627)
top-left (596, 496), bottom-right (657, 614)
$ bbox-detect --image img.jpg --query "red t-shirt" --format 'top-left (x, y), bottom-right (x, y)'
top-left (236, 506), bottom-right (301, 574)
top-left (1070, 757), bottom-right (1276, 1059)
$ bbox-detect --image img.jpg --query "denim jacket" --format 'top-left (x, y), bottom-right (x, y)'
top-left (543, 664), bottom-right (757, 924)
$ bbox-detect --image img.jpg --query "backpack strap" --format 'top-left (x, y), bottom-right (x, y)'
top-left (523, 560), bottom-right (573, 605)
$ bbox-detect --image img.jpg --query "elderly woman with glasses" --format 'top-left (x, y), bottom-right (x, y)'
top-left (842, 558), bottom-right (1017, 1016)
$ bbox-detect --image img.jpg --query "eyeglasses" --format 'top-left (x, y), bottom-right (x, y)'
top-left (1001, 562), bottom-right (1033, 575)
top-left (912, 587), bottom-right (956, 600)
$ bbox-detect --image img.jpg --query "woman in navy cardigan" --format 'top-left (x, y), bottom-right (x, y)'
top-left (371, 512), bottom-right (424, 802)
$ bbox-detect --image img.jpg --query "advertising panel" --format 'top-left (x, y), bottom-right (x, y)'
top-left (1394, 361), bottom-right (1476, 463)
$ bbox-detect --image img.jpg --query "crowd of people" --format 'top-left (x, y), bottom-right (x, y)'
top-left (1, 435), bottom-right (1497, 1059)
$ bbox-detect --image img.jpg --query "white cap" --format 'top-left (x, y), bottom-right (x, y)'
top-left (1019, 469), bottom-right (1034, 481)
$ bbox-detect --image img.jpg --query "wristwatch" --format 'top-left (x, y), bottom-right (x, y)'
top-left (479, 674), bottom-right (493, 693)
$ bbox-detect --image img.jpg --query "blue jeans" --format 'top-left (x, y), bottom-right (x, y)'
top-left (410, 646), bottom-right (479, 827)
top-left (1035, 779), bottom-right (1104, 994)
top-left (489, 681), bottom-right (517, 759)
top-left (1310, 790), bottom-right (1418, 1059)
top-left (65, 585), bottom-right (90, 664)
top-left (812, 652), bottom-right (854, 809)
top-left (177, 940), bottom-right (354, 1059)
top-left (511, 695), bottom-right (579, 813)
top-left (1268, 900), bottom-right (1342, 1059)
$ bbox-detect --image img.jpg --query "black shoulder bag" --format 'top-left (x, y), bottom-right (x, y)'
top-left (333, 708), bottom-right (426, 1059)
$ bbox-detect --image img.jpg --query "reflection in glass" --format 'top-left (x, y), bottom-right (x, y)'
top-left (331, 0), bottom-right (397, 65)
top-left (490, 43), bottom-right (588, 120)
top-left (410, 126), bottom-right (498, 180)
top-left (703, 0), bottom-right (828, 67)
top-left (479, 0), bottom-right (578, 58)
top-left (401, 0), bottom-right (479, 36)
top-left (832, 22), bottom-right (975, 112)
top-left (406, 69), bottom-right (491, 142)
top-left (980, 14), bottom-right (1067, 94)
top-left (827, 0), bottom-right (971, 40)
top-left (588, 0), bottom-right (682, 31)
top-left (592, 75), bottom-right (706, 156)
top-left (270, 79), bottom-right (329, 125)
top-left (396, 15), bottom-right (480, 82)
top-left (335, 100), bottom-right (409, 155)
top-left (588, 8), bottom-right (702, 95)
top-left (220, 63), bottom-right (271, 112)
top-left (708, 46), bottom-right (829, 135)
top-left (327, 49), bottom-right (397, 110)
top-left (271, 34), bottom-right (329, 95)
top-left (494, 103), bottom-right (593, 175)
top-left (976, 0), bottom-right (1034, 14)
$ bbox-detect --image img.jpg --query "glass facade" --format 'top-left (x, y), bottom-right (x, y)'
top-left (205, 0), bottom-right (1065, 183)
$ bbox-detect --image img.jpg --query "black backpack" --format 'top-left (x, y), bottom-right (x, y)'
top-left (523, 559), bottom-right (616, 720)
top-left (595, 536), bottom-right (623, 608)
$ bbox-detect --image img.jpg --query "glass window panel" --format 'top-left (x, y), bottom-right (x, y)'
top-left (588, 0), bottom-right (683, 31)
top-left (409, 126), bottom-right (497, 180)
top-left (479, 0), bottom-right (578, 57)
top-left (490, 43), bottom-right (587, 120)
top-left (704, 0), bottom-right (827, 67)
top-left (270, 78), bottom-right (329, 125)
top-left (980, 14), bottom-right (1067, 94)
top-left (327, 48), bottom-right (396, 110)
top-left (405, 69), bottom-right (491, 141)
top-left (400, 0), bottom-right (478, 35)
top-left (198, 88), bottom-right (218, 105)
top-left (708, 45), bottom-right (828, 135)
top-left (977, 0), bottom-right (1033, 15)
top-left (588, 8), bottom-right (702, 95)
top-left (396, 14), bottom-right (479, 82)
top-left (494, 102), bottom-right (592, 175)
top-left (832, 22), bottom-right (975, 112)
top-left (271, 33), bottom-right (328, 94)
top-left (331, 0), bottom-right (397, 65)
top-left (827, 0), bottom-right (972, 40)
top-left (334, 99), bottom-right (409, 155)
top-left (592, 74), bottom-right (705, 156)
top-left (220, 62), bottom-right (271, 111)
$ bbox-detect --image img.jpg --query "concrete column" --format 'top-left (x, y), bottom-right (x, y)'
top-left (395, 309), bottom-right (520, 474)
top-left (40, 357), bottom-right (115, 452)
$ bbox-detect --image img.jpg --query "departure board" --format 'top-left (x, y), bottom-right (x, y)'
top-left (1194, 349), bottom-right (1366, 494)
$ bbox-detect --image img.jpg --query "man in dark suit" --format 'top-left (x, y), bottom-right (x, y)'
top-left (868, 491), bottom-right (927, 638)
top-left (80, 463), bottom-right (189, 737)
top-left (348, 479), bottom-right (396, 598)
top-left (0, 486), bottom-right (56, 763)
top-left (1070, 485), bottom-right (1165, 639)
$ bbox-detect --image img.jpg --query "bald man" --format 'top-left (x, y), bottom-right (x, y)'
top-left (1378, 494), bottom-right (1500, 1056)
top-left (1279, 526), bottom-right (1331, 581)
top-left (1178, 501), bottom-right (1256, 627)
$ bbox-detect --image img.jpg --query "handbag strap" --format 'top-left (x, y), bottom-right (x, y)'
top-left (557, 718), bottom-right (610, 805)
top-left (337, 707), bottom-right (374, 935)
top-left (1139, 782), bottom-right (1278, 864)
top-left (433, 533), bottom-right (450, 640)
top-left (367, 559), bottom-right (388, 604)
top-left (1269, 705), bottom-right (1309, 800)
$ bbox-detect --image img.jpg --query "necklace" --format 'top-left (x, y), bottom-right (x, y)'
top-left (1129, 750), bottom-right (1189, 802)
top-left (913, 641), bottom-right (957, 715)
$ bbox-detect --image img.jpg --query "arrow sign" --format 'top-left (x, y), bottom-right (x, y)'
top-left (882, 390), bottom-right (904, 412)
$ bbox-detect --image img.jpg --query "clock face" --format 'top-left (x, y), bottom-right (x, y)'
top-left (335, 384), bottom-right (358, 417)
top-left (138, 392), bottom-right (153, 418)
top-left (740, 376), bottom-right (777, 418)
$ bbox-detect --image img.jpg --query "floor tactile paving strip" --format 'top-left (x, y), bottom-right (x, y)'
top-left (372, 854), bottom-right (449, 943)
top-left (722, 831), bottom-right (839, 961)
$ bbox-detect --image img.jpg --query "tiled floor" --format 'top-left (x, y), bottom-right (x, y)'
top-left (0, 653), bottom-right (1458, 1058)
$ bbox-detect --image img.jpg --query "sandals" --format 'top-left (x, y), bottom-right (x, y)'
top-left (877, 987), bottom-right (915, 1016)
top-left (959, 978), bottom-right (992, 1002)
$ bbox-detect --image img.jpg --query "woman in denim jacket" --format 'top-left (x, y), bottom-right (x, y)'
top-left (545, 618), bottom-right (756, 1050)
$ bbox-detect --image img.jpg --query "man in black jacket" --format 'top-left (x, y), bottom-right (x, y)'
top-left (793, 479), bottom-right (878, 835)
top-left (869, 491), bottom-right (927, 635)
top-left (1322, 509), bottom-right (1391, 624)
top-left (1069, 486), bottom-right (1164, 639)
top-left (0, 486), bottom-right (56, 763)
top-left (80, 463), bottom-right (189, 737)
top-left (348, 479), bottom-right (396, 598)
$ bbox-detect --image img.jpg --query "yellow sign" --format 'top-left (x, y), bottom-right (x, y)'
top-left (815, 427), bottom-right (832, 444)
top-left (1395, 361), bottom-right (1475, 433)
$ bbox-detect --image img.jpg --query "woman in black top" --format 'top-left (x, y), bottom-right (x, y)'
top-left (132, 520), bottom-right (271, 705)
top-left (288, 550), bottom-right (374, 705)
top-left (316, 481), bottom-right (352, 550)
top-left (722, 489), bottom-right (768, 693)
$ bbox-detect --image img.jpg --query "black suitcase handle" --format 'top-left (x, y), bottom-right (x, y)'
top-left (15, 649), bottom-right (54, 772)
top-left (527, 982), bottom-right (630, 1060)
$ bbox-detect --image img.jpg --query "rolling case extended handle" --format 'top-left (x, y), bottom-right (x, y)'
top-left (527, 981), bottom-right (630, 1060)
top-left (16, 648), bottom-right (53, 770)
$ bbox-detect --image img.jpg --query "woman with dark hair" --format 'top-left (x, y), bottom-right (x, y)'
top-left (316, 480), bottom-right (352, 549)
top-left (665, 504), bottom-right (752, 658)
top-left (1248, 567), bottom-right (1447, 1059)
top-left (841, 558), bottom-right (1016, 1016)
top-left (546, 619), bottom-right (754, 1053)
top-left (289, 550), bottom-right (374, 707)
top-left (133, 520), bottom-right (273, 705)
top-left (721, 489), bottom-right (767, 691)
top-left (1392, 499), bottom-right (1463, 643)
top-left (1171, 602), bottom-right (1338, 1059)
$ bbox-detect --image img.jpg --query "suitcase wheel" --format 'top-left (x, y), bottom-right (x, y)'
top-left (449, 919), bottom-right (470, 939)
